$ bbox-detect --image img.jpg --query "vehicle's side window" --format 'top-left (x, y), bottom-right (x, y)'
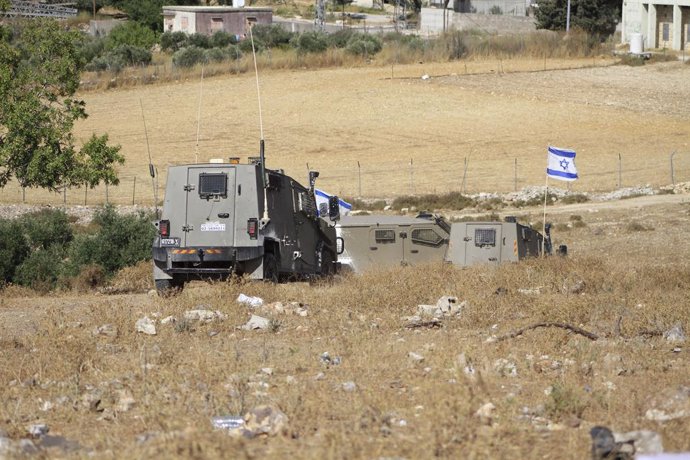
top-left (411, 228), bottom-right (444, 247)
top-left (375, 229), bottom-right (395, 244)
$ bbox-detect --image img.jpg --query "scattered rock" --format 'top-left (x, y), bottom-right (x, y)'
top-left (237, 294), bottom-right (263, 308)
top-left (27, 424), bottom-right (49, 437)
top-left (342, 381), bottom-right (358, 392)
top-left (563, 279), bottom-right (586, 294)
top-left (416, 295), bottom-right (465, 319)
top-left (160, 316), bottom-right (176, 325)
top-left (80, 391), bottom-right (102, 412)
top-left (240, 315), bottom-right (270, 331)
top-left (260, 368), bottom-right (273, 376)
top-left (320, 352), bottom-right (342, 367)
top-left (92, 324), bottom-right (118, 338)
top-left (613, 429), bottom-right (663, 455)
top-left (421, 74), bottom-right (430, 80)
top-left (517, 287), bottom-right (542, 295)
top-left (645, 386), bottom-right (690, 421)
top-left (260, 301), bottom-right (309, 317)
top-left (184, 309), bottom-right (226, 323)
top-left (408, 352), bottom-right (425, 363)
top-left (244, 405), bottom-right (289, 437)
top-left (135, 316), bottom-right (156, 335)
top-left (494, 358), bottom-right (517, 377)
top-left (114, 389), bottom-right (136, 412)
top-left (474, 402), bottom-right (495, 425)
top-left (664, 324), bottom-right (686, 343)
top-left (314, 372), bottom-right (325, 381)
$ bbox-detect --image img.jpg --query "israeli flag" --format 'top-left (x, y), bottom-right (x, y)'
top-left (315, 189), bottom-right (352, 217)
top-left (546, 146), bottom-right (578, 181)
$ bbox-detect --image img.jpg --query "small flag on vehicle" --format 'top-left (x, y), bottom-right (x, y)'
top-left (546, 146), bottom-right (578, 181)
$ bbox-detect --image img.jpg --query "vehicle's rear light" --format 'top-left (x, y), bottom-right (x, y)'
top-left (159, 220), bottom-right (170, 237)
top-left (247, 218), bottom-right (258, 239)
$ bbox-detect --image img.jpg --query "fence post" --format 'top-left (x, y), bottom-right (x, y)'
top-left (461, 157), bottom-right (469, 194)
top-left (63, 186), bottom-right (67, 206)
top-left (514, 158), bottom-right (517, 192)
top-left (409, 158), bottom-right (414, 194)
top-left (132, 176), bottom-right (137, 205)
top-left (617, 153), bottom-right (622, 188)
top-left (84, 187), bottom-right (88, 206)
top-left (105, 182), bottom-right (109, 204)
top-left (357, 160), bottom-right (362, 197)
top-left (22, 187), bottom-right (25, 203)
top-left (670, 151), bottom-right (676, 185)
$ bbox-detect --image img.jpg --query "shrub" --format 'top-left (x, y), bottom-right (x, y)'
top-left (85, 54), bottom-right (125, 73)
top-left (68, 264), bottom-right (107, 292)
top-left (205, 47), bottom-right (227, 63)
top-left (210, 30), bottom-right (237, 48)
top-left (560, 193), bottom-right (589, 204)
top-left (239, 37), bottom-right (265, 54)
top-left (619, 54), bottom-right (646, 66)
top-left (252, 24), bottom-right (295, 48)
top-left (345, 34), bottom-right (383, 56)
top-left (438, 30), bottom-right (468, 60)
top-left (160, 31), bottom-right (188, 52)
top-left (489, 5), bottom-right (503, 14)
top-left (226, 44), bottom-right (242, 60)
top-left (392, 192), bottom-right (475, 211)
top-left (106, 21), bottom-right (158, 50)
top-left (18, 209), bottom-right (73, 250)
top-left (187, 33), bottom-right (211, 49)
top-left (109, 45), bottom-right (152, 66)
top-left (328, 29), bottom-right (359, 48)
top-left (14, 246), bottom-right (65, 292)
top-left (78, 35), bottom-right (106, 64)
top-left (0, 219), bottom-right (30, 284)
top-left (546, 383), bottom-right (587, 420)
top-left (66, 205), bottom-right (156, 277)
top-left (173, 46), bottom-right (207, 68)
top-left (291, 31), bottom-right (329, 54)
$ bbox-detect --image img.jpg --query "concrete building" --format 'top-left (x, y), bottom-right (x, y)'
top-left (621, 0), bottom-right (690, 50)
top-left (420, 7), bottom-right (536, 34)
top-left (162, 5), bottom-right (272, 37)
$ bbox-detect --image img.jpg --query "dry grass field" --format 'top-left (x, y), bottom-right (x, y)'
top-left (2, 57), bottom-right (689, 205)
top-left (1, 196), bottom-right (689, 458)
top-left (1, 57), bottom-right (690, 458)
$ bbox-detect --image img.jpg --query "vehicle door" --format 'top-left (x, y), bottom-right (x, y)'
top-left (184, 166), bottom-right (236, 247)
top-left (405, 226), bottom-right (448, 265)
top-left (368, 225), bottom-right (403, 268)
top-left (464, 223), bottom-right (502, 265)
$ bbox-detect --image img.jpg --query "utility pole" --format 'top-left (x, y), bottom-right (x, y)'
top-left (315, 0), bottom-right (325, 31)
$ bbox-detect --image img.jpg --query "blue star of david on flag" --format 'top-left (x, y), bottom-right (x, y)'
top-left (547, 146), bottom-right (578, 181)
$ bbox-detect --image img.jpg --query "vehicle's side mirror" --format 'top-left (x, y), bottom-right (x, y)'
top-left (328, 196), bottom-right (340, 222)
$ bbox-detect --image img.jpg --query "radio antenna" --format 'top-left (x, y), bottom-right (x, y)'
top-left (195, 65), bottom-right (204, 164)
top-left (140, 98), bottom-right (158, 218)
top-left (248, 21), bottom-right (269, 225)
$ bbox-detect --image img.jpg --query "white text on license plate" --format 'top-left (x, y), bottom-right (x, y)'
top-left (201, 222), bottom-right (226, 232)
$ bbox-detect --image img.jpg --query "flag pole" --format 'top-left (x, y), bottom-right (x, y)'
top-left (542, 173), bottom-right (549, 257)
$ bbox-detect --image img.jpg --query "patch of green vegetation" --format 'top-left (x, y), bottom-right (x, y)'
top-left (392, 192), bottom-right (476, 211)
top-left (561, 193), bottom-right (589, 204)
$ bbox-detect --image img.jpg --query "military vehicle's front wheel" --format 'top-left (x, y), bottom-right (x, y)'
top-left (263, 253), bottom-right (279, 283)
top-left (320, 250), bottom-right (335, 278)
top-left (155, 278), bottom-right (183, 297)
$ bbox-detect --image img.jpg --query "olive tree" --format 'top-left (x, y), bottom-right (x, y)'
top-left (0, 20), bottom-right (123, 191)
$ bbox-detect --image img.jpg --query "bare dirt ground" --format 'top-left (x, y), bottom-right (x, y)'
top-left (2, 58), bottom-right (689, 205)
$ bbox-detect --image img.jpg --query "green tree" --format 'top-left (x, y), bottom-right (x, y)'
top-left (0, 20), bottom-right (123, 191)
top-left (535, 0), bottom-right (620, 37)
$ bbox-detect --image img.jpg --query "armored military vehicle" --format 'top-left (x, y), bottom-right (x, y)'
top-left (336, 214), bottom-right (450, 273)
top-left (336, 214), bottom-right (561, 273)
top-left (152, 156), bottom-right (341, 295)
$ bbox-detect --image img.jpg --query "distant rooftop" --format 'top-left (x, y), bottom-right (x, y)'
top-left (162, 5), bottom-right (272, 13)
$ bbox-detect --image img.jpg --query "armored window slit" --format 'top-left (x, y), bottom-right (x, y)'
top-left (198, 173), bottom-right (227, 199)
top-left (375, 229), bottom-right (395, 243)
top-left (474, 228), bottom-right (496, 247)
top-left (411, 228), bottom-right (444, 247)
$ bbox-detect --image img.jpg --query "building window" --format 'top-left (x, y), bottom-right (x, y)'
top-left (662, 23), bottom-right (670, 41)
top-left (211, 17), bottom-right (223, 32)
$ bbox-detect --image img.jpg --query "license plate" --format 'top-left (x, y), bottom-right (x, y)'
top-left (201, 222), bottom-right (226, 232)
top-left (160, 238), bottom-right (180, 247)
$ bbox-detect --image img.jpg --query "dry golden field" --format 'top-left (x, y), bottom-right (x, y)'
top-left (2, 57), bottom-right (689, 205)
top-left (1, 196), bottom-right (689, 458)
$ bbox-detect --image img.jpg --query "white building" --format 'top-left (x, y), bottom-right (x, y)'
top-left (621, 0), bottom-right (690, 50)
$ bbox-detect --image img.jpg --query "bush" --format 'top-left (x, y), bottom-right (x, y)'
top-left (66, 205), bottom-right (156, 277)
top-left (109, 45), bottom-right (152, 66)
top-left (561, 193), bottom-right (589, 204)
top-left (345, 34), bottom-right (383, 56)
top-left (252, 24), bottom-right (295, 48)
top-left (14, 246), bottom-right (65, 292)
top-left (85, 54), bottom-right (125, 73)
top-left (173, 46), bottom-right (207, 68)
top-left (106, 21), bottom-right (158, 50)
top-left (238, 37), bottom-right (265, 54)
top-left (160, 31), bottom-right (188, 52)
top-left (392, 192), bottom-right (475, 211)
top-left (291, 31), bottom-right (329, 54)
top-left (188, 33), bottom-right (211, 49)
top-left (18, 209), bottom-right (72, 250)
top-left (489, 5), bottom-right (503, 14)
top-left (0, 219), bottom-right (30, 284)
top-left (226, 44), bottom-right (242, 60)
top-left (210, 30), bottom-right (237, 48)
top-left (328, 29), bottom-right (359, 48)
top-left (205, 47), bottom-right (227, 63)
top-left (439, 30), bottom-right (468, 60)
top-left (78, 35), bottom-right (106, 64)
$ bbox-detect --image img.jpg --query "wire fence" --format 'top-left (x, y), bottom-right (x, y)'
top-left (1, 151), bottom-right (688, 206)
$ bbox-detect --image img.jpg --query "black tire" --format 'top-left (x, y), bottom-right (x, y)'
top-left (155, 278), bottom-right (183, 297)
top-left (263, 252), bottom-right (279, 283)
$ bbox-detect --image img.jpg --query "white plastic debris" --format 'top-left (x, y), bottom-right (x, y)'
top-left (237, 294), bottom-right (263, 308)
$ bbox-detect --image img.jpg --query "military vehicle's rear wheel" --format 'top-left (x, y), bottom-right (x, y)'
top-left (263, 253), bottom-right (279, 283)
top-left (155, 278), bottom-right (183, 297)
